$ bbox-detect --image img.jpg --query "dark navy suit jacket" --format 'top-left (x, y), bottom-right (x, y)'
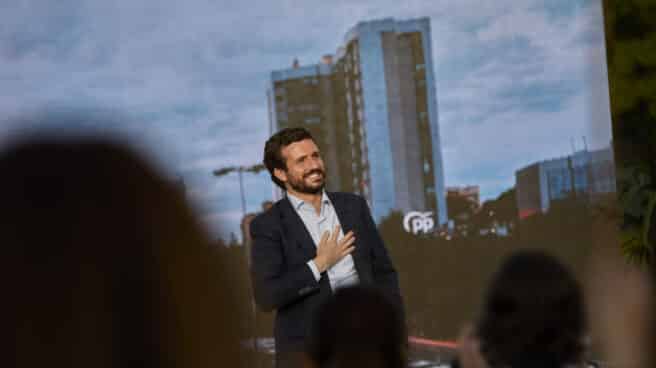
top-left (249, 192), bottom-right (403, 353)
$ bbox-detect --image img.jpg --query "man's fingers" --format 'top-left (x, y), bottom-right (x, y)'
top-left (319, 230), bottom-right (330, 246)
top-left (341, 245), bottom-right (355, 256)
top-left (342, 230), bottom-right (355, 241)
top-left (339, 235), bottom-right (356, 248)
top-left (330, 225), bottom-right (341, 242)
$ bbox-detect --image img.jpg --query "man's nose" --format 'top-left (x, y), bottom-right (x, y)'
top-left (307, 156), bottom-right (321, 170)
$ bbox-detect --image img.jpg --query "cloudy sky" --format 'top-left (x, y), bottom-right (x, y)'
top-left (0, 0), bottom-right (612, 240)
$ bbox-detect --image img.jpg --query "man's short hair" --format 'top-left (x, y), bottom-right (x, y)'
top-left (263, 127), bottom-right (315, 190)
top-left (307, 286), bottom-right (406, 368)
top-left (476, 250), bottom-right (586, 368)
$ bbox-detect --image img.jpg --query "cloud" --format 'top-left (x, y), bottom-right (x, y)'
top-left (441, 91), bottom-right (593, 199)
top-left (431, 0), bottom-right (610, 200)
top-left (0, 0), bottom-right (612, 236)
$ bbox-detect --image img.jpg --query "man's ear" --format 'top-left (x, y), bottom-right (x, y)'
top-left (274, 167), bottom-right (287, 185)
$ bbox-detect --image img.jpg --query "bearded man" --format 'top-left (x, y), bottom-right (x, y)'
top-left (250, 127), bottom-right (404, 368)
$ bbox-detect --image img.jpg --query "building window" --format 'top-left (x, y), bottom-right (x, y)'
top-left (415, 64), bottom-right (425, 70)
top-left (297, 104), bottom-right (319, 112)
top-left (288, 104), bottom-right (319, 112)
top-left (304, 117), bottom-right (321, 124)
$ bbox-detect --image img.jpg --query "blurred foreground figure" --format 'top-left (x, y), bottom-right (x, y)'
top-left (305, 286), bottom-right (407, 368)
top-left (1, 131), bottom-right (243, 368)
top-left (586, 214), bottom-right (654, 368)
top-left (456, 251), bottom-right (587, 368)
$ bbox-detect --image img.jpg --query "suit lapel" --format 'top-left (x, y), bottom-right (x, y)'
top-left (327, 192), bottom-right (355, 234)
top-left (327, 192), bottom-right (366, 276)
top-left (279, 196), bottom-right (317, 258)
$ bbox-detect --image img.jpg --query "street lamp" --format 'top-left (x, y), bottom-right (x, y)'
top-left (213, 163), bottom-right (266, 217)
top-left (212, 163), bottom-right (266, 363)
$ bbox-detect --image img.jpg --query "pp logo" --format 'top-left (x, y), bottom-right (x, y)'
top-left (403, 211), bottom-right (435, 235)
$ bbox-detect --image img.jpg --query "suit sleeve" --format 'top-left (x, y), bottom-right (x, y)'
top-left (359, 197), bottom-right (405, 315)
top-left (250, 217), bottom-right (320, 312)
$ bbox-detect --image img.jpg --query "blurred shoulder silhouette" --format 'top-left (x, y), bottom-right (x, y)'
top-left (586, 214), bottom-right (654, 368)
top-left (1, 118), bottom-right (244, 368)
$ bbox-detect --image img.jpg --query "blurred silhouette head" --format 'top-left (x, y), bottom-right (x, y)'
top-left (306, 286), bottom-right (406, 368)
top-left (1, 130), bottom-right (242, 368)
top-left (476, 250), bottom-right (586, 368)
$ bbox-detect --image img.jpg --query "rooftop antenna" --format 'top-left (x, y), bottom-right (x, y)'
top-left (582, 136), bottom-right (588, 151)
top-left (568, 138), bottom-right (577, 198)
top-left (570, 137), bottom-right (576, 155)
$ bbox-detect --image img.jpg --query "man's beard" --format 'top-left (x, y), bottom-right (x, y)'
top-left (288, 169), bottom-right (325, 194)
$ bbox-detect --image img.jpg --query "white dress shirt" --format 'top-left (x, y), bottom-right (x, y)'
top-left (287, 191), bottom-right (359, 291)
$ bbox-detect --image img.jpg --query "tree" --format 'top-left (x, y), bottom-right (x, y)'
top-left (492, 188), bottom-right (518, 225)
top-left (603, 0), bottom-right (656, 265)
top-left (447, 194), bottom-right (478, 221)
top-left (447, 193), bottom-right (479, 236)
top-left (470, 188), bottom-right (517, 236)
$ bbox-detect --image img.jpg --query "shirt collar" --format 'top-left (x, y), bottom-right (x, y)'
top-left (287, 191), bottom-right (331, 211)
